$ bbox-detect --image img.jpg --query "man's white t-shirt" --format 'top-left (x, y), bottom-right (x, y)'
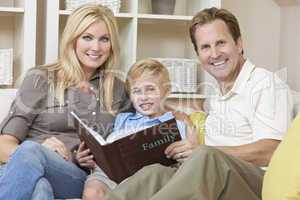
top-left (204, 59), bottom-right (293, 146)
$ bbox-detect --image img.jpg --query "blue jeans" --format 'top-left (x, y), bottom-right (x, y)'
top-left (0, 141), bottom-right (87, 200)
top-left (1, 163), bottom-right (54, 200)
top-left (0, 164), bottom-right (5, 177)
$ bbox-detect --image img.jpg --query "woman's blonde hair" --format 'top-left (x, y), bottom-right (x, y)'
top-left (44, 4), bottom-right (120, 113)
top-left (125, 58), bottom-right (171, 94)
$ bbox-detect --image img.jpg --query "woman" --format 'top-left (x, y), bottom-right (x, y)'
top-left (0, 4), bottom-right (130, 200)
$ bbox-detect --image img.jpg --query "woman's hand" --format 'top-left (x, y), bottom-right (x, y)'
top-left (42, 137), bottom-right (70, 160)
top-left (75, 142), bottom-right (96, 169)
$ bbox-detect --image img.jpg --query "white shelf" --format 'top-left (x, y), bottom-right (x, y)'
top-left (0, 0), bottom-right (36, 87)
top-left (0, 6), bottom-right (24, 14)
top-left (59, 10), bottom-right (134, 18)
top-left (58, 9), bottom-right (72, 15)
top-left (138, 14), bottom-right (192, 21)
top-left (168, 93), bottom-right (207, 99)
top-left (115, 12), bottom-right (134, 18)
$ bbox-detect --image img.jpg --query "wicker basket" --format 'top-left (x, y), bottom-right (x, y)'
top-left (154, 58), bottom-right (198, 93)
top-left (0, 48), bottom-right (13, 85)
top-left (65, 0), bottom-right (121, 14)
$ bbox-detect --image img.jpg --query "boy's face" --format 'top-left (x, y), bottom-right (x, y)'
top-left (130, 75), bottom-right (169, 118)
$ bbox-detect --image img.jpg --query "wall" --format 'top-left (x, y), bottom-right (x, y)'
top-left (222, 0), bottom-right (300, 100)
top-left (222, 0), bottom-right (281, 72)
top-left (279, 5), bottom-right (300, 92)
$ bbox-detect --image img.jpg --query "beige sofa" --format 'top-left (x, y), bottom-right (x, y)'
top-left (0, 88), bottom-right (299, 200)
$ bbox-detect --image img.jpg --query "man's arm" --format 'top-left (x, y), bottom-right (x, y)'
top-left (0, 134), bottom-right (19, 163)
top-left (215, 139), bottom-right (280, 167)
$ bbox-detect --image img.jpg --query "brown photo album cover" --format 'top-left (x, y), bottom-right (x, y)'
top-left (71, 112), bottom-right (181, 183)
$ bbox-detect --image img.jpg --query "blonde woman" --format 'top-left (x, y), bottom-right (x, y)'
top-left (0, 4), bottom-right (131, 200)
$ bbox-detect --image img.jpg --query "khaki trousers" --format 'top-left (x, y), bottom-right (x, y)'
top-left (103, 146), bottom-right (264, 200)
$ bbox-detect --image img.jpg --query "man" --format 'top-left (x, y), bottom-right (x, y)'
top-left (101, 7), bottom-right (293, 200)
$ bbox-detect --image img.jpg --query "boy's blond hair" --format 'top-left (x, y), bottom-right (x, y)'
top-left (125, 59), bottom-right (171, 94)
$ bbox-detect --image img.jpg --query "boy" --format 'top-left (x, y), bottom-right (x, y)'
top-left (82, 58), bottom-right (199, 200)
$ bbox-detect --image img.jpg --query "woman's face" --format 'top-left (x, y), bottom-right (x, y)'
top-left (76, 20), bottom-right (111, 79)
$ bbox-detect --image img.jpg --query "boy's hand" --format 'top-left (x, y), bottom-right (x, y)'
top-left (75, 142), bottom-right (96, 169)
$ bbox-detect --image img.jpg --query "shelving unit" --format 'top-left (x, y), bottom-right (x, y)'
top-left (0, 0), bottom-right (299, 112)
top-left (168, 93), bottom-right (207, 99)
top-left (0, 0), bottom-right (36, 88)
top-left (0, 6), bottom-right (24, 13)
top-left (43, 0), bottom-right (221, 100)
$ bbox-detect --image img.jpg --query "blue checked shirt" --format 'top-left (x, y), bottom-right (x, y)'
top-left (111, 111), bottom-right (186, 139)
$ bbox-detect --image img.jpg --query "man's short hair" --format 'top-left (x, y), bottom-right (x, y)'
top-left (189, 7), bottom-right (241, 53)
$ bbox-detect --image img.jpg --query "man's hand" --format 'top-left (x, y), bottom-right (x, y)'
top-left (75, 142), bottom-right (96, 169)
top-left (165, 112), bottom-right (200, 163)
top-left (165, 139), bottom-right (195, 163)
top-left (42, 137), bottom-right (70, 160)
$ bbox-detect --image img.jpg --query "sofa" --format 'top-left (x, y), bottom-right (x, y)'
top-left (0, 88), bottom-right (299, 200)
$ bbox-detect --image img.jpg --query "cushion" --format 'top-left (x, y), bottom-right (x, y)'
top-left (189, 112), bottom-right (206, 144)
top-left (262, 115), bottom-right (300, 200)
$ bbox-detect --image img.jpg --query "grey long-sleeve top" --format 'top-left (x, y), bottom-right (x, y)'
top-left (0, 67), bottom-right (132, 154)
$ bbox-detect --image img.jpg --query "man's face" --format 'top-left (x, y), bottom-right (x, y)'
top-left (195, 19), bottom-right (244, 84)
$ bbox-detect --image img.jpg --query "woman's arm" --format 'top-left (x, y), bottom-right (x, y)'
top-left (0, 134), bottom-right (19, 163)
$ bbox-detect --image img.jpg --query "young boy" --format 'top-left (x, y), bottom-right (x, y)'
top-left (82, 58), bottom-right (199, 200)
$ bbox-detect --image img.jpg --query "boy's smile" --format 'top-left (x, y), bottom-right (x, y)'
top-left (139, 102), bottom-right (154, 111)
top-left (130, 75), bottom-right (170, 118)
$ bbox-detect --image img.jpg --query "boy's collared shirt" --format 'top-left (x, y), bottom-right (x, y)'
top-left (112, 111), bottom-right (186, 139)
